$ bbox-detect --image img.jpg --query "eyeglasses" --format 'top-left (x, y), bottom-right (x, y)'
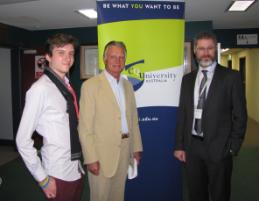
top-left (196, 46), bottom-right (216, 52)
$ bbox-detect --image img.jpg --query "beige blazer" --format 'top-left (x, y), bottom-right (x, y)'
top-left (78, 72), bottom-right (143, 177)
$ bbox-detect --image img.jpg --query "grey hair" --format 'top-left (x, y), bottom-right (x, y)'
top-left (103, 41), bottom-right (127, 61)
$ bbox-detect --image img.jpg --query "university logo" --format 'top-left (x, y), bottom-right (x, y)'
top-left (125, 59), bottom-right (145, 91)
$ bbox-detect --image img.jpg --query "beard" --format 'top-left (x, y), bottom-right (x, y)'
top-left (197, 56), bottom-right (216, 68)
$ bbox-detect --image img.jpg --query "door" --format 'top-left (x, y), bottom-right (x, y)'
top-left (0, 47), bottom-right (13, 140)
top-left (21, 48), bottom-right (45, 148)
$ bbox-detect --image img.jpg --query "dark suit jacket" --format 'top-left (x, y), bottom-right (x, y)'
top-left (175, 64), bottom-right (247, 162)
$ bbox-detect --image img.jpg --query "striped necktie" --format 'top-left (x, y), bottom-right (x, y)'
top-left (194, 70), bottom-right (207, 136)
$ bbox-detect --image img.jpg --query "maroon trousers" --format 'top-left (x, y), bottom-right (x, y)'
top-left (46, 177), bottom-right (83, 201)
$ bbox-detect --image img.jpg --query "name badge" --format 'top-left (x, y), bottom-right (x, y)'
top-left (194, 109), bottom-right (202, 119)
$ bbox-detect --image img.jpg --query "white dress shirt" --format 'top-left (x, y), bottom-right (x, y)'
top-left (192, 62), bottom-right (217, 135)
top-left (16, 74), bottom-right (82, 182)
top-left (104, 70), bottom-right (129, 134)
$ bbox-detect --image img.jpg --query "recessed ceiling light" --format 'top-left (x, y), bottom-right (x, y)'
top-left (77, 9), bottom-right (97, 19)
top-left (228, 0), bottom-right (255, 11)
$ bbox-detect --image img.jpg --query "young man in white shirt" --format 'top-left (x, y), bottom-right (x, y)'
top-left (16, 33), bottom-right (83, 201)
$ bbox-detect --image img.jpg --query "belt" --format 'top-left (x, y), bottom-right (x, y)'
top-left (121, 133), bottom-right (129, 139)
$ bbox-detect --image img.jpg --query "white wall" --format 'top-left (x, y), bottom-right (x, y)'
top-left (0, 47), bottom-right (13, 140)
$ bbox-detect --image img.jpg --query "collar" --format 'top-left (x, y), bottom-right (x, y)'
top-left (45, 67), bottom-right (69, 86)
top-left (63, 76), bottom-right (70, 85)
top-left (198, 61), bottom-right (217, 74)
top-left (104, 69), bottom-right (123, 85)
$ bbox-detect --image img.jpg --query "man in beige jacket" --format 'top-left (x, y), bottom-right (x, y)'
top-left (78, 41), bottom-right (143, 201)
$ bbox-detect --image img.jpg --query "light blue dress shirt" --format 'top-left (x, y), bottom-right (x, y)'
top-left (104, 70), bottom-right (129, 134)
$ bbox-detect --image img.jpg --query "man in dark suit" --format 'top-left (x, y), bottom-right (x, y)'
top-left (174, 32), bottom-right (247, 201)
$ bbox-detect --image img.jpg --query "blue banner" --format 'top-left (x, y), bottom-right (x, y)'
top-left (97, 1), bottom-right (185, 24)
top-left (97, 1), bottom-right (185, 200)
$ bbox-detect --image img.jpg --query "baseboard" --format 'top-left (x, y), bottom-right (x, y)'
top-left (0, 139), bottom-right (16, 146)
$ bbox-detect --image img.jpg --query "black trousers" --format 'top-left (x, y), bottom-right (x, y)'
top-left (185, 149), bottom-right (233, 201)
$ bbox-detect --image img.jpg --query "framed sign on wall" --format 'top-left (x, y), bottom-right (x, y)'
top-left (80, 45), bottom-right (99, 79)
